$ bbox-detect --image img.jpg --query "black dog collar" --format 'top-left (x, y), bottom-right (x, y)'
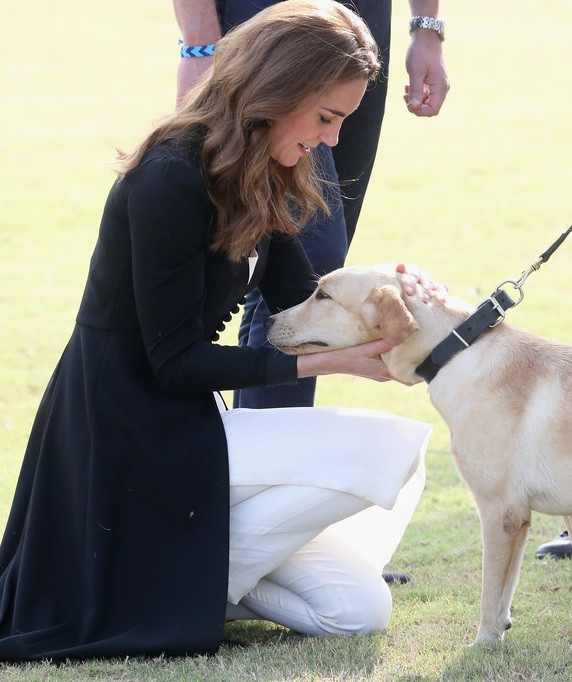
top-left (415, 289), bottom-right (516, 384)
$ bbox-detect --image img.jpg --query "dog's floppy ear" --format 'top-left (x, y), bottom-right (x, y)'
top-left (362, 285), bottom-right (419, 346)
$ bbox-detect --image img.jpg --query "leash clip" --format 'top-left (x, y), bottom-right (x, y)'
top-left (488, 225), bottom-right (571, 312)
top-left (490, 256), bottom-right (543, 317)
top-left (513, 257), bottom-right (543, 290)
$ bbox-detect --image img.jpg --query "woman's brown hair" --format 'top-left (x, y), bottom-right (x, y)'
top-left (117, 0), bottom-right (380, 261)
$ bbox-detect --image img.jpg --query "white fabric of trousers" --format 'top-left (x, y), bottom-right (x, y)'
top-left (220, 406), bottom-right (431, 637)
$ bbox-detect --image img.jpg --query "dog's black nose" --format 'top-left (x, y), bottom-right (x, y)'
top-left (263, 316), bottom-right (275, 331)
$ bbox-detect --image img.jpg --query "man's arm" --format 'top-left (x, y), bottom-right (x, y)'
top-left (405, 1), bottom-right (449, 116)
top-left (173, 0), bottom-right (221, 103)
top-left (172, 0), bottom-right (450, 115)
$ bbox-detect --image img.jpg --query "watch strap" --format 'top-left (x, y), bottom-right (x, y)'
top-left (410, 16), bottom-right (445, 41)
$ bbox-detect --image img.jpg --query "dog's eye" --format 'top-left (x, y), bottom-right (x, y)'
top-left (315, 290), bottom-right (331, 300)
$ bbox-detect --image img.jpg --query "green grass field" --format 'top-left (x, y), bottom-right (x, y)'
top-left (1, 1), bottom-right (571, 679)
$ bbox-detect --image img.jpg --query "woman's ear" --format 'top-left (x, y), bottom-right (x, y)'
top-left (362, 285), bottom-right (419, 346)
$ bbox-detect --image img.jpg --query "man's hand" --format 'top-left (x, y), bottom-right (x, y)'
top-left (177, 57), bottom-right (214, 104)
top-left (404, 29), bottom-right (449, 117)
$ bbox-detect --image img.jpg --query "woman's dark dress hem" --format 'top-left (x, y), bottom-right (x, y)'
top-left (0, 145), bottom-right (314, 661)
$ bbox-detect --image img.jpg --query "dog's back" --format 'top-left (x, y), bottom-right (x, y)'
top-left (428, 323), bottom-right (572, 516)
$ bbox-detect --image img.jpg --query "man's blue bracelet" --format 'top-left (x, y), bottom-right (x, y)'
top-left (178, 40), bottom-right (216, 58)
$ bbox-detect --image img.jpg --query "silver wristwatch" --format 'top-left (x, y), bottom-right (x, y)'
top-left (410, 16), bottom-right (445, 42)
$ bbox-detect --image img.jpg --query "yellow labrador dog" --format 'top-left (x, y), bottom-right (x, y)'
top-left (266, 264), bottom-right (572, 644)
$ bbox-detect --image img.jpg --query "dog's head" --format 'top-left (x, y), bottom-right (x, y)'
top-left (266, 264), bottom-right (470, 385)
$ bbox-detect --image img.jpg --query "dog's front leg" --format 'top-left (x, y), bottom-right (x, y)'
top-left (475, 503), bottom-right (531, 644)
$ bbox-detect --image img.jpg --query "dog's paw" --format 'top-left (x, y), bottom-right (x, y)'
top-left (474, 628), bottom-right (506, 645)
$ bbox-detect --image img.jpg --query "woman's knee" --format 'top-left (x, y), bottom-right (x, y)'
top-left (242, 574), bottom-right (392, 638)
top-left (352, 578), bottom-right (393, 634)
top-left (319, 578), bottom-right (392, 636)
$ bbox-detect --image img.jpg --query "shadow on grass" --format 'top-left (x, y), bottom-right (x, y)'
top-left (221, 619), bottom-right (300, 648)
top-left (440, 639), bottom-right (572, 682)
top-left (219, 620), bottom-right (386, 680)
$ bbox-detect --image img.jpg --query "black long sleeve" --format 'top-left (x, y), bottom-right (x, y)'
top-left (77, 147), bottom-right (315, 394)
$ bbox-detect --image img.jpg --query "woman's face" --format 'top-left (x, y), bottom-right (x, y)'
top-left (268, 78), bottom-right (367, 167)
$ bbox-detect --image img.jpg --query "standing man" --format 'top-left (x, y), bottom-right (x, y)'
top-left (174, 0), bottom-right (449, 409)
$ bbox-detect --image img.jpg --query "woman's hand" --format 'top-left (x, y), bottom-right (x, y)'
top-left (295, 264), bottom-right (447, 383)
top-left (396, 263), bottom-right (448, 303)
top-left (297, 339), bottom-right (393, 383)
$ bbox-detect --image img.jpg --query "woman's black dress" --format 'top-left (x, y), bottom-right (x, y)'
top-left (0, 145), bottom-right (315, 661)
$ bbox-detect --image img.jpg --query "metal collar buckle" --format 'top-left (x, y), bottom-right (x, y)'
top-left (415, 226), bottom-right (571, 384)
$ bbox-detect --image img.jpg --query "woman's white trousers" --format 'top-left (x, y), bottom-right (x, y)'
top-left (220, 407), bottom-right (431, 637)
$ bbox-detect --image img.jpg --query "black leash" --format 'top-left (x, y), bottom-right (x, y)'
top-left (416, 225), bottom-right (572, 384)
top-left (540, 225), bottom-right (572, 263)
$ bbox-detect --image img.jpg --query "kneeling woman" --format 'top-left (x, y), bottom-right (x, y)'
top-left (0, 0), bottom-right (431, 661)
